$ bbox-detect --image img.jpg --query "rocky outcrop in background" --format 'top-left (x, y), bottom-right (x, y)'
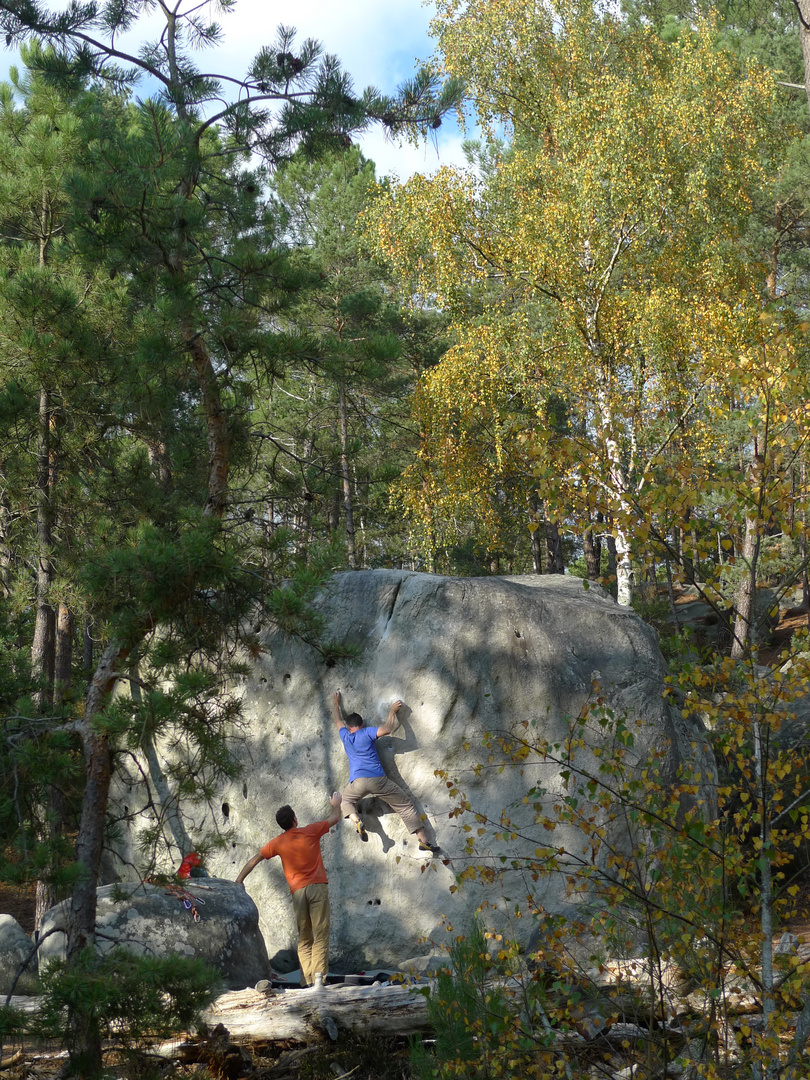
top-left (37, 880), bottom-right (268, 990)
top-left (0, 914), bottom-right (39, 995)
top-left (108, 571), bottom-right (715, 972)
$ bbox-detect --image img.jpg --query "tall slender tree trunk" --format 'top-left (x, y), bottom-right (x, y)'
top-left (31, 387), bottom-right (55, 709)
top-left (679, 518), bottom-right (695, 584)
top-left (798, 0), bottom-right (810, 122)
top-left (54, 602), bottom-right (73, 704)
top-left (545, 518), bottom-right (564, 574)
top-left (598, 382), bottom-right (634, 606)
top-left (530, 527), bottom-right (543, 574)
top-left (529, 496), bottom-right (543, 574)
top-left (751, 716), bottom-right (777, 1080)
top-left (583, 522), bottom-right (601, 581)
top-left (32, 200), bottom-right (57, 706)
top-left (31, 386), bottom-right (59, 928)
top-left (129, 667), bottom-right (192, 857)
top-left (731, 448), bottom-right (764, 659)
top-left (0, 491), bottom-right (12, 598)
top-left (353, 464), bottom-right (366, 569)
top-left (83, 618), bottom-right (94, 676)
top-left (613, 532), bottom-right (634, 606)
top-left (338, 378), bottom-right (357, 569)
top-left (64, 640), bottom-right (121, 1078)
top-left (731, 512), bottom-right (760, 659)
top-left (605, 533), bottom-right (618, 594)
top-left (33, 603), bottom-right (75, 929)
top-left (665, 555), bottom-right (680, 631)
top-left (802, 462), bottom-right (809, 610)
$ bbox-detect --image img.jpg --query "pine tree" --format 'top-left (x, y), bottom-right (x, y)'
top-left (259, 147), bottom-right (450, 568)
top-left (0, 4), bottom-right (461, 1073)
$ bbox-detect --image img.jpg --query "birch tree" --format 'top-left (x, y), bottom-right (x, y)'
top-left (366, 0), bottom-right (782, 605)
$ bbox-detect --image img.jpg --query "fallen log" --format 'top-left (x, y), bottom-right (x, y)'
top-left (154, 979), bottom-right (432, 1056)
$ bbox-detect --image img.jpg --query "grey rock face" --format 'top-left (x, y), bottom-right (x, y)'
top-left (0, 914), bottom-right (39, 994)
top-left (38, 880), bottom-right (269, 990)
top-left (112, 571), bottom-right (714, 972)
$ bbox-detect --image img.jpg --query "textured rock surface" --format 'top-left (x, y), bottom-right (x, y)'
top-left (110, 571), bottom-right (715, 972)
top-left (0, 914), bottom-right (39, 995)
top-left (38, 880), bottom-right (269, 990)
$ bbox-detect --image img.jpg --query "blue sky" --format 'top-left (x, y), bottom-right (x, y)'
top-left (0, 0), bottom-right (471, 180)
top-left (215, 0), bottom-right (471, 179)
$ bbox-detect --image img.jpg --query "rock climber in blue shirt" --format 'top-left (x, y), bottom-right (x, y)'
top-left (331, 689), bottom-right (438, 854)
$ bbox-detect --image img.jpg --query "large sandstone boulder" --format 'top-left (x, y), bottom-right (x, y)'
top-left (110, 572), bottom-right (715, 972)
top-left (0, 914), bottom-right (39, 995)
top-left (38, 880), bottom-right (269, 990)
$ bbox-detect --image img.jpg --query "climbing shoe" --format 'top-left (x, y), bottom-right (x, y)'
top-left (355, 820), bottom-right (368, 842)
top-left (418, 841), bottom-right (440, 855)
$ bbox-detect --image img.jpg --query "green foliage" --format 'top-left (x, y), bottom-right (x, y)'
top-left (35, 948), bottom-right (220, 1060)
top-left (254, 147), bottom-right (451, 569)
top-left (437, 659), bottom-right (810, 1078)
top-left (412, 923), bottom-right (553, 1080)
top-left (367, 0), bottom-right (791, 603)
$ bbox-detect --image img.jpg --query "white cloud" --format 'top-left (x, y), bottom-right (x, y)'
top-left (360, 124), bottom-right (469, 182)
top-left (200, 0), bottom-right (469, 178)
top-left (213, 0), bottom-right (439, 90)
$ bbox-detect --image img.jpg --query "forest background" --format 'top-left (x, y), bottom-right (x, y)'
top-left (3, 0), bottom-right (810, 1076)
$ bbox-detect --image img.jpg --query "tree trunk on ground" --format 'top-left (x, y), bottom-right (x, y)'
top-left (155, 982), bottom-right (432, 1052)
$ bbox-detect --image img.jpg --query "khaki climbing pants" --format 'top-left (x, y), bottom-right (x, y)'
top-left (291, 882), bottom-right (330, 987)
top-left (340, 775), bottom-right (422, 833)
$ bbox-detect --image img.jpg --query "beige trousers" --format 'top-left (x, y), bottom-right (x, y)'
top-left (340, 775), bottom-right (422, 833)
top-left (291, 882), bottom-right (330, 987)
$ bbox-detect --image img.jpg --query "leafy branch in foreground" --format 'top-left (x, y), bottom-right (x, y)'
top-left (435, 658), bottom-right (810, 1079)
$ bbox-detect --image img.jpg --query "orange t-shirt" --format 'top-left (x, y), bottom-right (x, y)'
top-left (260, 820), bottom-right (331, 894)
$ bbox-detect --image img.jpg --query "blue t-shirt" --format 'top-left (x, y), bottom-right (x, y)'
top-left (339, 726), bottom-right (385, 782)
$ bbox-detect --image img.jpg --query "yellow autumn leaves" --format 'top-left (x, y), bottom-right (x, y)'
top-left (363, 0), bottom-right (797, 580)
